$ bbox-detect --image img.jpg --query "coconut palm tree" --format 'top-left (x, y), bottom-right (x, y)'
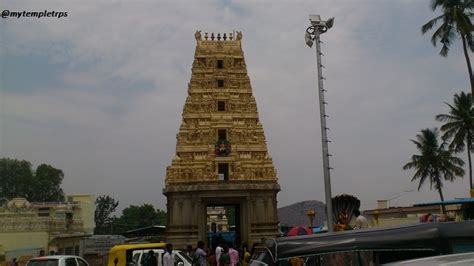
top-left (421, 0), bottom-right (474, 94)
top-left (436, 92), bottom-right (474, 190)
top-left (403, 128), bottom-right (465, 213)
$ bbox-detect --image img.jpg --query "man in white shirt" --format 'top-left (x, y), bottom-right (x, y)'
top-left (216, 242), bottom-right (223, 266)
top-left (163, 243), bottom-right (175, 266)
top-left (354, 210), bottom-right (368, 229)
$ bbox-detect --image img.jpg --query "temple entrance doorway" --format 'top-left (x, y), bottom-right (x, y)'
top-left (206, 203), bottom-right (241, 250)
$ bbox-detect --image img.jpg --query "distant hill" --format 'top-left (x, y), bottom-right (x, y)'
top-left (278, 200), bottom-right (326, 227)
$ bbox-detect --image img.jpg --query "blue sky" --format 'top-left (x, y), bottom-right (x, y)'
top-left (1, 0), bottom-right (472, 212)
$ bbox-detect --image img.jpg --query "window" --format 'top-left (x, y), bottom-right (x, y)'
top-left (38, 207), bottom-right (50, 217)
top-left (65, 258), bottom-right (77, 266)
top-left (28, 259), bottom-right (60, 266)
top-left (217, 60), bottom-right (224, 69)
top-left (133, 253), bottom-right (140, 264)
top-left (217, 101), bottom-right (226, 111)
top-left (218, 129), bottom-right (227, 141)
top-left (216, 130), bottom-right (230, 156)
top-left (77, 258), bottom-right (88, 266)
top-left (65, 247), bottom-right (73, 255)
top-left (218, 163), bottom-right (229, 181)
top-left (218, 79), bottom-right (224, 88)
top-left (177, 251), bottom-right (193, 264)
top-left (174, 255), bottom-right (183, 264)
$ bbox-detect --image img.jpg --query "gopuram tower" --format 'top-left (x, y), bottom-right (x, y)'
top-left (163, 31), bottom-right (280, 248)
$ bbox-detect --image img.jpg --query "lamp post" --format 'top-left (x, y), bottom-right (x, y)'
top-left (305, 14), bottom-right (335, 232)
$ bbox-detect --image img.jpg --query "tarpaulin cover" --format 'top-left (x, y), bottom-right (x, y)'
top-left (265, 221), bottom-right (474, 261)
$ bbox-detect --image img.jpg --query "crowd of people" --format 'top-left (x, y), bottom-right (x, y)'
top-left (142, 239), bottom-right (257, 266)
top-left (189, 239), bottom-right (256, 266)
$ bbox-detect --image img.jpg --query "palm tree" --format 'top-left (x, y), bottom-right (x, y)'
top-left (436, 92), bottom-right (474, 191)
top-left (421, 0), bottom-right (474, 94)
top-left (403, 128), bottom-right (465, 213)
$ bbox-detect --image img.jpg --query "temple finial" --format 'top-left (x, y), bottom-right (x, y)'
top-left (236, 31), bottom-right (242, 40)
top-left (195, 30), bottom-right (202, 41)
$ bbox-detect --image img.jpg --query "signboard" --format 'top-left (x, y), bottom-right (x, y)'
top-left (80, 236), bottom-right (125, 255)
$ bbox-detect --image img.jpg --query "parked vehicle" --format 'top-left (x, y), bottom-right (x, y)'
top-left (384, 252), bottom-right (474, 265)
top-left (108, 243), bottom-right (166, 266)
top-left (250, 221), bottom-right (474, 266)
top-left (132, 249), bottom-right (192, 266)
top-left (107, 242), bottom-right (194, 266)
top-left (27, 255), bottom-right (89, 266)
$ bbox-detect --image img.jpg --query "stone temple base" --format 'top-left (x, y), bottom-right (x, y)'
top-left (163, 181), bottom-right (280, 249)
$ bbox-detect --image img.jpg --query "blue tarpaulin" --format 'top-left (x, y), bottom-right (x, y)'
top-left (414, 198), bottom-right (474, 206)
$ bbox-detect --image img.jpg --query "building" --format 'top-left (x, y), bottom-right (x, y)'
top-left (413, 198), bottom-right (474, 220)
top-left (163, 31), bottom-right (280, 248)
top-left (363, 200), bottom-right (456, 227)
top-left (0, 195), bottom-right (95, 262)
top-left (207, 206), bottom-right (229, 232)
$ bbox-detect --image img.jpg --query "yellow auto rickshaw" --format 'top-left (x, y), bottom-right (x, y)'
top-left (108, 243), bottom-right (166, 266)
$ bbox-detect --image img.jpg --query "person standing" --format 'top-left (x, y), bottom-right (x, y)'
top-left (219, 244), bottom-right (230, 266)
top-left (228, 244), bottom-right (239, 266)
top-left (241, 242), bottom-right (251, 266)
top-left (163, 244), bottom-right (174, 266)
top-left (186, 245), bottom-right (194, 258)
top-left (215, 241), bottom-right (223, 266)
top-left (354, 210), bottom-right (368, 229)
top-left (145, 250), bottom-right (158, 266)
top-left (10, 258), bottom-right (18, 266)
top-left (289, 257), bottom-right (303, 266)
top-left (195, 241), bottom-right (208, 266)
top-left (208, 249), bottom-right (217, 266)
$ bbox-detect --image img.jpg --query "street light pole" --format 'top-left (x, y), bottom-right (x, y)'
top-left (306, 15), bottom-right (335, 232)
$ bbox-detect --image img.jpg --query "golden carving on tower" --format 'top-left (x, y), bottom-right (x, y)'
top-left (165, 31), bottom-right (278, 185)
top-left (164, 31), bottom-right (280, 248)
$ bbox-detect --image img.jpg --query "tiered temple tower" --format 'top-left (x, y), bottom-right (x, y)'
top-left (163, 31), bottom-right (280, 248)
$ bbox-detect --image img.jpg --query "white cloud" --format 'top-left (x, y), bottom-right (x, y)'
top-left (1, 0), bottom-right (472, 212)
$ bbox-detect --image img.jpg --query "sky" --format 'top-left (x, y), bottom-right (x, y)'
top-left (1, 0), bottom-right (472, 213)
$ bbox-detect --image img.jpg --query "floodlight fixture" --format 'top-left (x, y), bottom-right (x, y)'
top-left (326, 17), bottom-right (335, 29)
top-left (309, 14), bottom-right (322, 24)
top-left (305, 32), bottom-right (314, 48)
top-left (308, 15), bottom-right (335, 34)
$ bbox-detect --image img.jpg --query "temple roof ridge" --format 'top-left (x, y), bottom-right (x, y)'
top-left (195, 30), bottom-right (242, 42)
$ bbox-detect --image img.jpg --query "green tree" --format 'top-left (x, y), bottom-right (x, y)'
top-left (113, 204), bottom-right (167, 233)
top-left (0, 158), bottom-right (33, 199)
top-left (0, 158), bottom-right (65, 201)
top-left (421, 0), bottom-right (474, 94)
top-left (31, 164), bottom-right (65, 201)
top-left (95, 195), bottom-right (119, 234)
top-left (403, 128), bottom-right (465, 213)
top-left (224, 206), bottom-right (236, 226)
top-left (436, 92), bottom-right (474, 190)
